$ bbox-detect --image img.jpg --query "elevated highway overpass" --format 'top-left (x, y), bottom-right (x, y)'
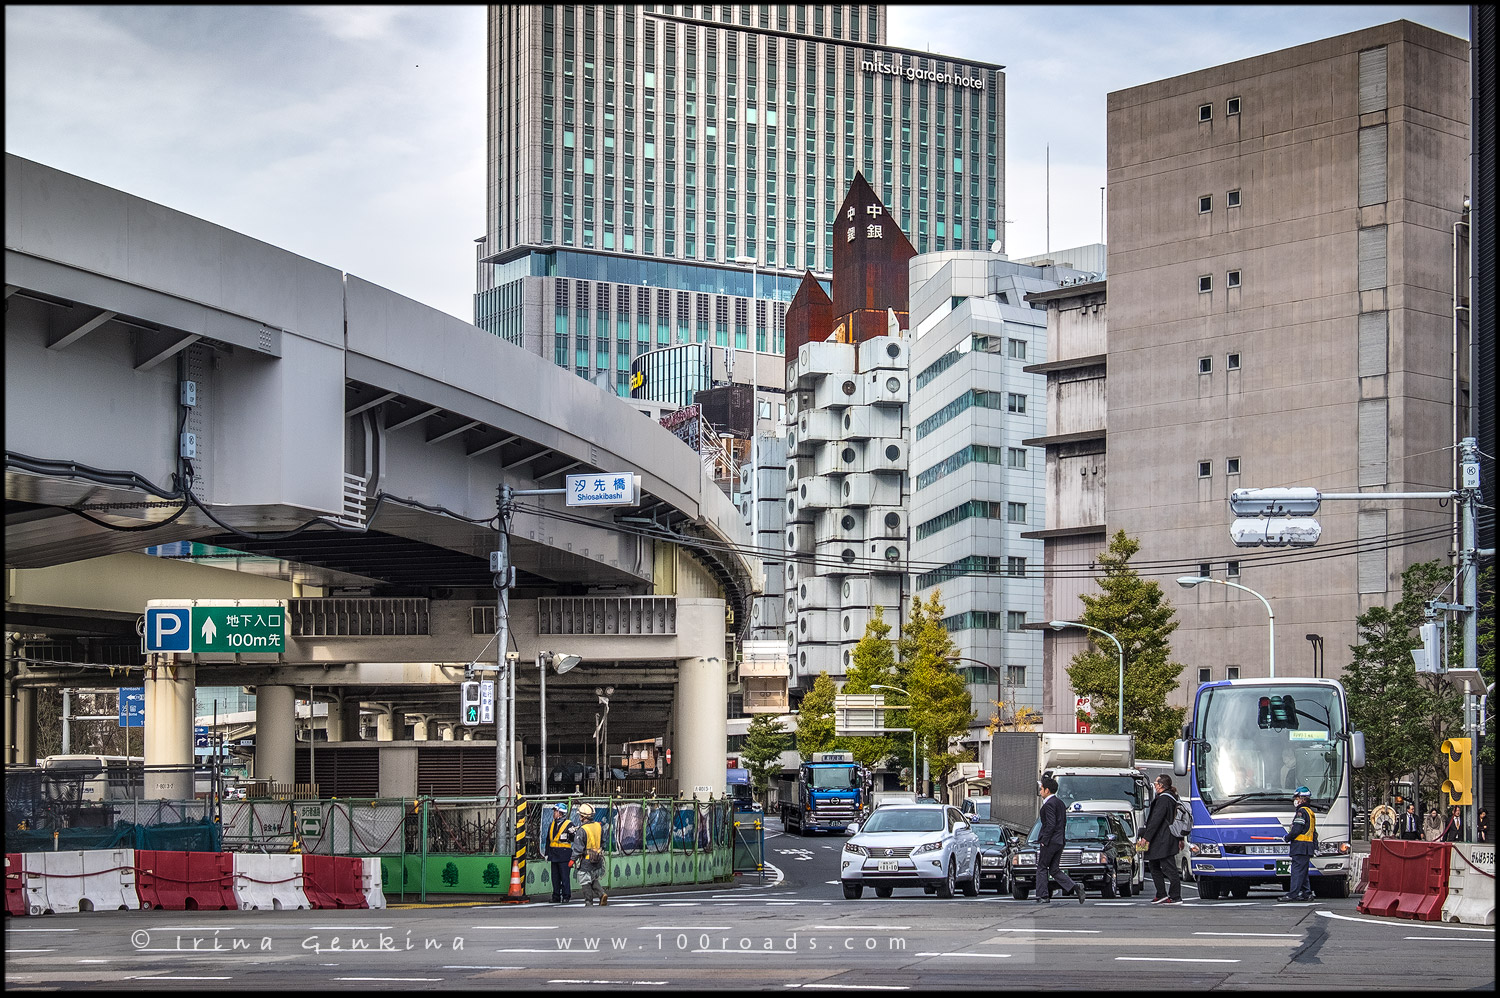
top-left (4, 154), bottom-right (759, 800)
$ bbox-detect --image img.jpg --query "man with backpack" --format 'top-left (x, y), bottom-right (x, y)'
top-left (571, 802), bottom-right (608, 906)
top-left (1137, 774), bottom-right (1185, 904)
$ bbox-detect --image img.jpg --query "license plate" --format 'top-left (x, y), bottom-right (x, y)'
top-left (1275, 860), bottom-right (1291, 875)
top-left (877, 860), bottom-right (900, 872)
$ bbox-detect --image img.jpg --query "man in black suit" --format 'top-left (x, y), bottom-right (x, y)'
top-left (1400, 803), bottom-right (1421, 840)
top-left (1034, 776), bottom-right (1085, 904)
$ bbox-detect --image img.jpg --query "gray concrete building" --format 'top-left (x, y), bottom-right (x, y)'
top-left (1102, 21), bottom-right (1470, 695)
top-left (908, 249), bottom-right (1096, 743)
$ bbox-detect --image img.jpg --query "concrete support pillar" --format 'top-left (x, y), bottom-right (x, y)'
top-left (254, 684), bottom-right (296, 787)
top-left (439, 724), bottom-right (454, 741)
top-left (339, 699), bottom-right (362, 741)
top-left (376, 708), bottom-right (395, 741)
top-left (412, 717), bottom-right (430, 741)
top-left (675, 655), bottom-right (727, 800)
top-left (143, 657), bottom-right (195, 799)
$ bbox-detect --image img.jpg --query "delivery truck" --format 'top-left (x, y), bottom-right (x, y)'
top-left (990, 732), bottom-right (1151, 836)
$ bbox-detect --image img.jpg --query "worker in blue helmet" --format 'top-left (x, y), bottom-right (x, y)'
top-left (1279, 787), bottom-right (1317, 902)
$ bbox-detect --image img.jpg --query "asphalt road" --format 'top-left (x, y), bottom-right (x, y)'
top-left (4, 820), bottom-right (1494, 991)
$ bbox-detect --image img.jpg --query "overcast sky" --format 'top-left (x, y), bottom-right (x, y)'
top-left (5, 5), bottom-right (1471, 323)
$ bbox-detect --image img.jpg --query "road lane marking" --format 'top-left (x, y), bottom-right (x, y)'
top-left (333, 978), bottom-right (443, 982)
top-left (636, 925), bottom-right (734, 930)
top-left (914, 952), bottom-right (1011, 959)
top-left (659, 902), bottom-right (701, 907)
top-left (810, 925), bottom-right (912, 930)
top-left (1316, 910), bottom-right (1496, 932)
top-left (7, 949), bottom-right (54, 954)
top-left (468, 924), bottom-right (560, 929)
top-left (1402, 936), bottom-right (1493, 942)
top-left (5, 927), bottom-right (78, 932)
top-left (128, 976), bottom-right (234, 981)
top-left (995, 928), bottom-right (1099, 933)
top-left (441, 966), bottom-right (522, 970)
top-left (1194, 932), bottom-right (1300, 938)
top-left (1116, 957), bottom-right (1239, 964)
top-left (785, 984), bottom-right (909, 990)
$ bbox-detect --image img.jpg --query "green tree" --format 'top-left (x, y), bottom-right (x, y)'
top-left (839, 606), bottom-right (900, 769)
top-left (900, 591), bottom-right (973, 791)
top-left (741, 713), bottom-right (790, 805)
top-left (1345, 559), bottom-right (1466, 807)
top-left (1064, 530), bottom-right (1187, 759)
top-left (795, 672), bottom-right (838, 758)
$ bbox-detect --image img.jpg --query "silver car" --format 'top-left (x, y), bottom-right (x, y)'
top-left (840, 803), bottom-right (981, 899)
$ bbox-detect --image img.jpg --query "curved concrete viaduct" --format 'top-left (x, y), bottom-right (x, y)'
top-left (4, 154), bottom-right (757, 800)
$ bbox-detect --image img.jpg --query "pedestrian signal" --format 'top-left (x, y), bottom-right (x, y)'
top-left (1440, 737), bottom-right (1472, 805)
top-left (461, 681), bottom-right (482, 726)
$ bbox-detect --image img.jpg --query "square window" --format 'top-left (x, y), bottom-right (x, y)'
top-left (1199, 275), bottom-right (1213, 293)
top-left (1227, 561), bottom-right (1241, 578)
top-left (1006, 556), bottom-right (1026, 578)
top-left (1199, 195), bottom-right (1212, 213)
top-left (1227, 352), bottom-right (1241, 370)
top-left (1198, 563), bottom-right (1212, 578)
top-left (1007, 338), bottom-right (1027, 360)
top-left (1006, 665), bottom-right (1026, 687)
top-left (1227, 457), bottom-right (1240, 475)
top-left (1227, 189), bottom-right (1242, 208)
top-left (1198, 461), bottom-right (1212, 478)
top-left (1199, 103), bottom-right (1213, 122)
top-left (1006, 502), bottom-right (1027, 523)
top-left (1198, 667), bottom-right (1212, 684)
top-left (1006, 393), bottom-right (1026, 414)
top-left (1006, 447), bottom-right (1028, 470)
top-left (1227, 269), bottom-right (1241, 288)
top-left (1227, 96), bottom-right (1241, 116)
top-left (1199, 356), bottom-right (1212, 374)
top-left (1226, 665), bottom-right (1241, 680)
top-left (1006, 610), bottom-right (1027, 632)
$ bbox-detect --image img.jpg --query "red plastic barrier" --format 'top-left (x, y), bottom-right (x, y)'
top-left (136, 851), bottom-right (236, 911)
top-left (1356, 839), bottom-right (1451, 920)
top-left (301, 855), bottom-right (366, 909)
top-left (5, 854), bottom-right (25, 917)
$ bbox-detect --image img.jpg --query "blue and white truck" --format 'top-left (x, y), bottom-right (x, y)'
top-left (777, 751), bottom-right (869, 835)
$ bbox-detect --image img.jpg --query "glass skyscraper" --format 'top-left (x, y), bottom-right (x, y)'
top-left (476, 5), bottom-right (1005, 399)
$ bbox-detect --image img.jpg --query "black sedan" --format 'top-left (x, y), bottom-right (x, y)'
top-left (969, 819), bottom-right (1012, 893)
top-left (1007, 811), bottom-right (1135, 900)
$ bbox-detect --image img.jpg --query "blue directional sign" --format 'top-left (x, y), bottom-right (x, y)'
top-left (119, 687), bottom-right (145, 728)
top-left (144, 607), bottom-right (192, 652)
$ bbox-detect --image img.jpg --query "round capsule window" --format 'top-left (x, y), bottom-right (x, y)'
top-left (841, 380), bottom-right (857, 396)
top-left (885, 546), bottom-right (901, 562)
top-left (842, 447), bottom-right (857, 463)
top-left (886, 376), bottom-right (901, 393)
top-left (885, 444), bottom-right (901, 461)
top-left (841, 548), bottom-right (857, 564)
top-left (841, 514), bottom-right (856, 531)
top-left (886, 341), bottom-right (901, 359)
top-left (885, 511), bottom-right (901, 529)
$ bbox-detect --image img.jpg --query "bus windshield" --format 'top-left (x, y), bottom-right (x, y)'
top-left (1195, 684), bottom-right (1346, 810)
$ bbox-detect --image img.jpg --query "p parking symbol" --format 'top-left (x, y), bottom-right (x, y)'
top-left (146, 608), bottom-right (192, 652)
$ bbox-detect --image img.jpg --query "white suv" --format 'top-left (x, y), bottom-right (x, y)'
top-left (840, 803), bottom-right (981, 899)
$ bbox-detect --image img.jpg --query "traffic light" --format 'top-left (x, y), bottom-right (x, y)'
top-left (1257, 695), bottom-right (1299, 729)
top-left (1441, 738), bottom-right (1472, 805)
top-left (460, 681), bottom-right (481, 726)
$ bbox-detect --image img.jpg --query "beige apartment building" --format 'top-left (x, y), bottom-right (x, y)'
top-left (1037, 21), bottom-right (1470, 722)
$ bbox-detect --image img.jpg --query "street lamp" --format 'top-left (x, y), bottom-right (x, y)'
top-left (1305, 633), bottom-right (1323, 679)
top-left (594, 686), bottom-right (614, 784)
top-left (1048, 620), bottom-right (1126, 735)
top-left (946, 654), bottom-right (1003, 764)
top-left (537, 651), bottom-right (581, 796)
top-left (872, 684), bottom-right (920, 793)
top-left (1177, 576), bottom-right (1276, 678)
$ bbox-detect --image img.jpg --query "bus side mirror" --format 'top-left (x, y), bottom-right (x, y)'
top-left (1172, 739), bottom-right (1188, 777)
top-left (1350, 731), bottom-right (1366, 770)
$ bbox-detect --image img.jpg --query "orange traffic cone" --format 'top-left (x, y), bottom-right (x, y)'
top-left (503, 859), bottom-right (528, 904)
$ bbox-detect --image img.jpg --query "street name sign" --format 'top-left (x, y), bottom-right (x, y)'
top-left (144, 600), bottom-right (286, 655)
top-left (566, 472), bottom-right (641, 507)
top-left (118, 687), bottom-right (145, 728)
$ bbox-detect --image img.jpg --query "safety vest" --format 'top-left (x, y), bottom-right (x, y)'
top-left (581, 820), bottom-right (603, 853)
top-left (1292, 804), bottom-right (1317, 843)
top-left (548, 817), bottom-right (573, 850)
